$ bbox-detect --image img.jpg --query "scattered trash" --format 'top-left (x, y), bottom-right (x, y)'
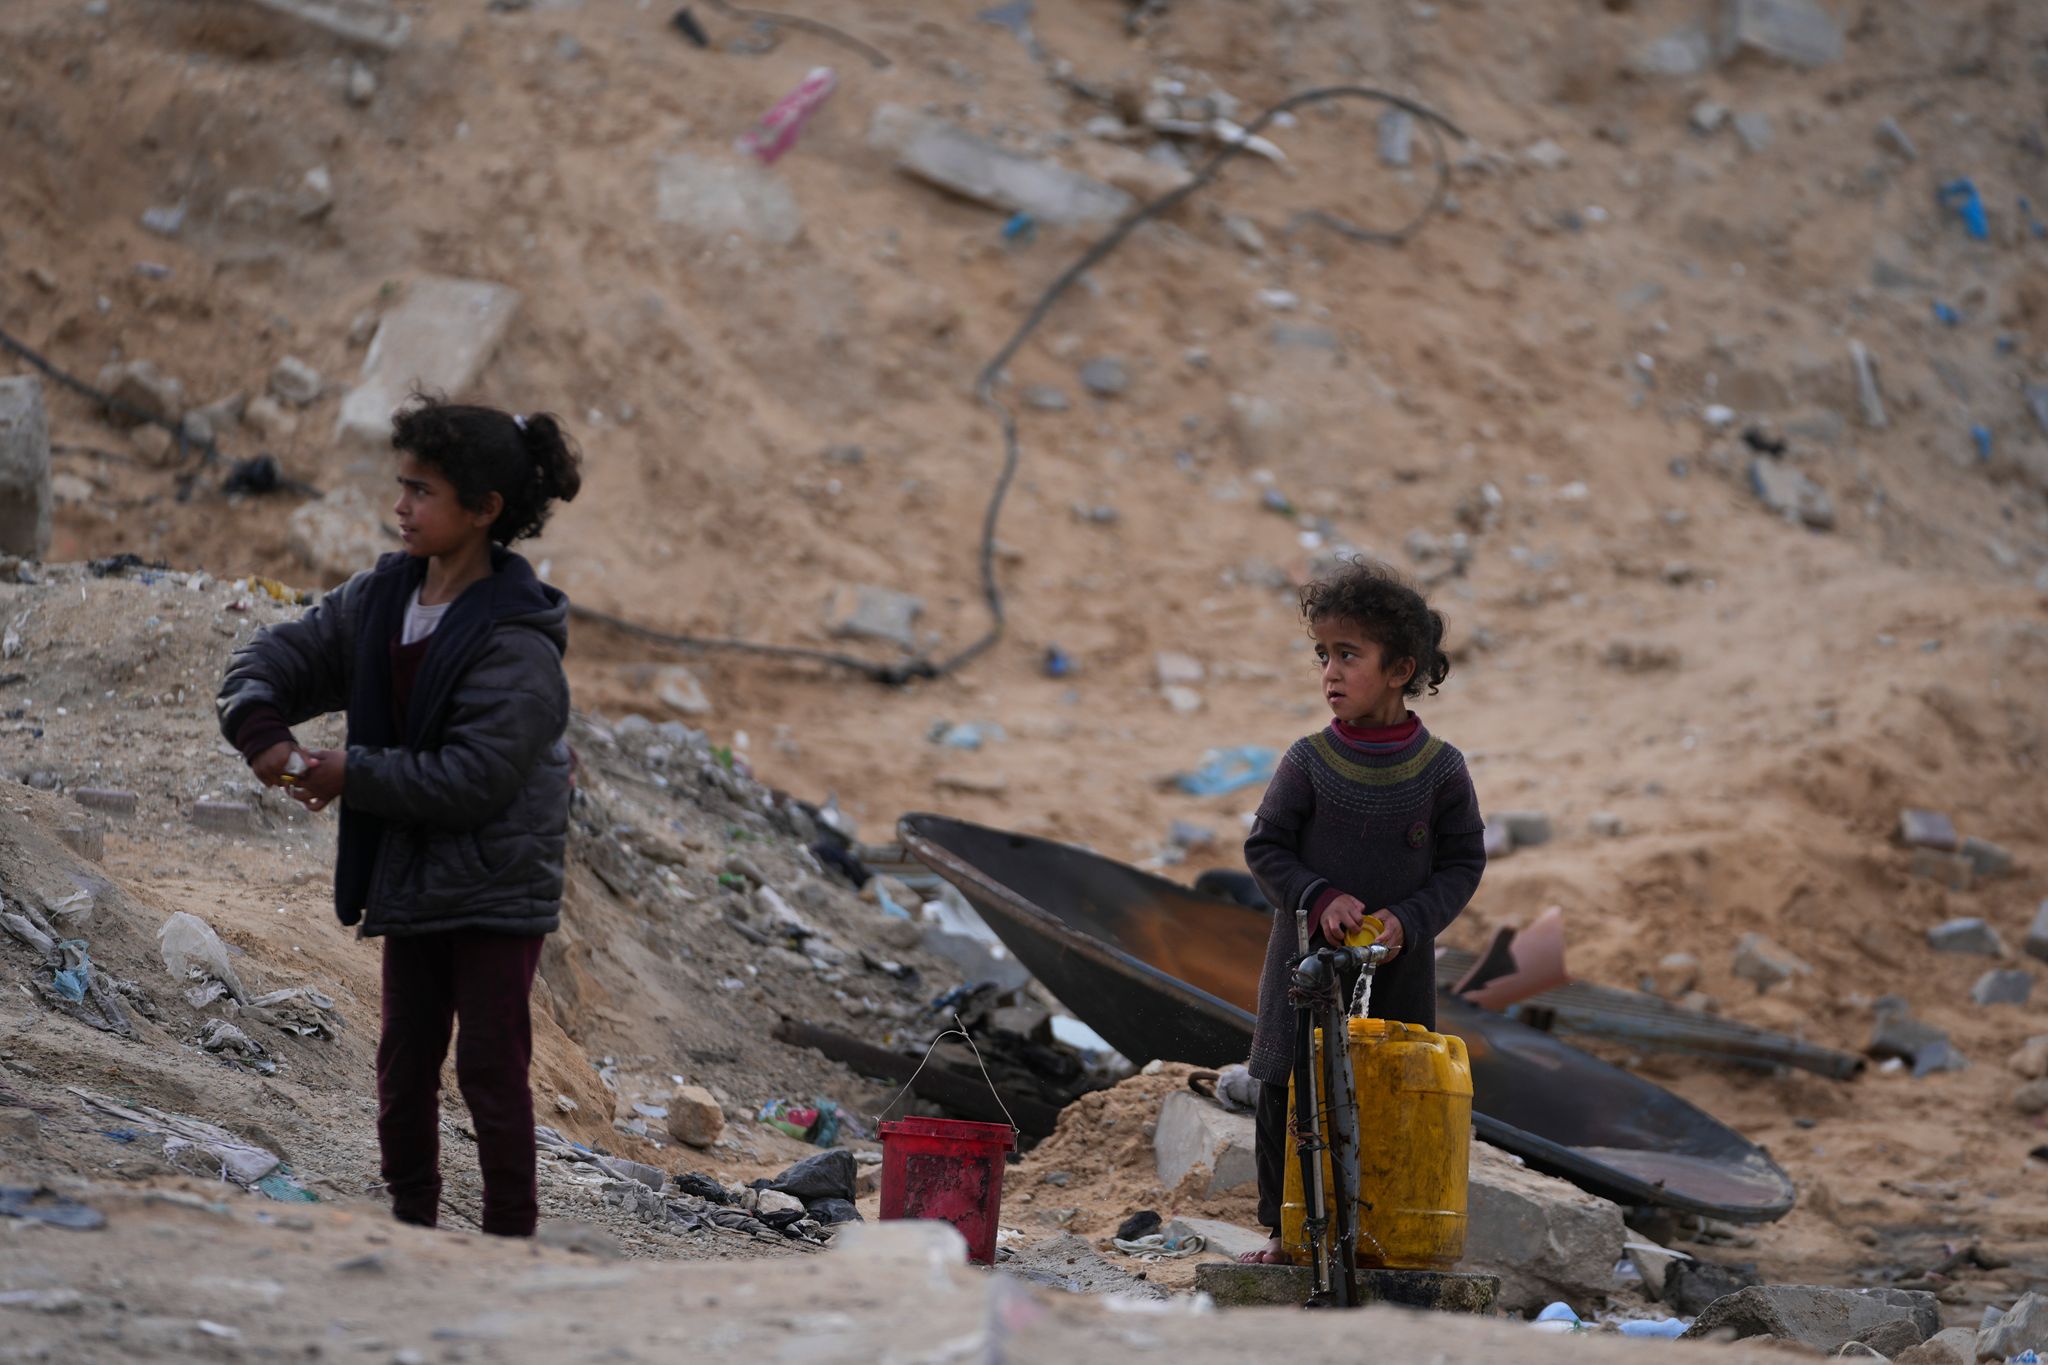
top-left (1970, 424), bottom-right (1992, 462)
top-left (72, 1088), bottom-right (281, 1188)
top-left (1618, 1318), bottom-right (1689, 1338)
top-left (1115, 1209), bottom-right (1163, 1242)
top-left (1001, 212), bottom-right (1037, 244)
top-left (51, 940), bottom-right (91, 1003)
top-left (158, 912), bottom-right (250, 1008)
top-left (670, 7), bottom-right (709, 47)
top-left (1173, 745), bottom-right (1277, 797)
top-left (222, 455), bottom-right (284, 497)
top-left (758, 1097), bottom-right (842, 1147)
top-left (1531, 1301), bottom-right (1585, 1333)
top-left (1938, 178), bottom-right (1989, 241)
top-left (254, 1168), bottom-right (318, 1202)
top-left (0, 1186), bottom-right (105, 1231)
top-left (1933, 301), bottom-right (1960, 326)
top-left (736, 66), bottom-right (837, 165)
top-left (1041, 646), bottom-right (1073, 678)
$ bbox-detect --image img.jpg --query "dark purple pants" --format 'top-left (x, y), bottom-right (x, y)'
top-left (376, 929), bottom-right (546, 1237)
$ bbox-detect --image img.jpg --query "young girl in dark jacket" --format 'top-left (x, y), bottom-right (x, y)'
top-left (217, 395), bottom-right (582, 1237)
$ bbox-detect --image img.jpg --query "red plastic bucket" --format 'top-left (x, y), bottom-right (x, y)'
top-left (877, 1116), bottom-right (1017, 1264)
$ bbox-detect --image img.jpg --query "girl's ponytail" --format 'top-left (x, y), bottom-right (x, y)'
top-left (515, 411), bottom-right (583, 507)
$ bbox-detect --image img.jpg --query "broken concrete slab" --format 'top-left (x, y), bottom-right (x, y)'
top-left (1927, 918), bottom-right (2006, 957)
top-left (869, 105), bottom-right (1135, 228)
top-left (1167, 1217), bottom-right (1266, 1262)
top-left (655, 153), bottom-right (804, 247)
top-left (1971, 969), bottom-right (2033, 1008)
top-left (241, 0), bottom-right (410, 52)
top-left (336, 277), bottom-right (522, 453)
top-left (1717, 0), bottom-right (1845, 68)
top-left (1747, 458), bottom-right (1834, 529)
top-left (1869, 1003), bottom-right (1965, 1076)
top-left (1464, 1141), bottom-right (1626, 1316)
top-left (1153, 1091), bottom-right (1256, 1197)
top-left (0, 375), bottom-right (51, 559)
top-left (1732, 932), bottom-right (1811, 990)
top-left (1910, 849), bottom-right (1974, 891)
top-left (1899, 809), bottom-right (1959, 851)
top-left (824, 584), bottom-right (923, 650)
top-left (1959, 836), bottom-right (2013, 880)
top-left (1680, 1284), bottom-right (1935, 1353)
top-left (1970, 1290), bottom-right (2043, 1361)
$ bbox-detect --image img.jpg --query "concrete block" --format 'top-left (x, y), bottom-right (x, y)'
top-left (870, 105), bottom-right (1135, 227)
top-left (0, 376), bottom-right (51, 559)
top-left (242, 0), bottom-right (409, 51)
top-left (191, 799), bottom-right (257, 834)
top-left (1972, 969), bottom-right (2033, 1008)
top-left (824, 584), bottom-right (923, 649)
top-left (1898, 808), bottom-right (1958, 850)
top-left (1960, 836), bottom-right (2013, 880)
top-left (56, 824), bottom-right (103, 861)
top-left (1463, 1141), bottom-right (1627, 1315)
top-left (1152, 1090), bottom-right (1256, 1196)
top-left (73, 788), bottom-right (138, 820)
top-left (1680, 1284), bottom-right (1937, 1352)
top-left (1927, 917), bottom-right (2005, 957)
top-left (1718, 0), bottom-right (1845, 67)
top-left (1167, 1217), bottom-right (1267, 1262)
top-left (336, 277), bottom-right (521, 452)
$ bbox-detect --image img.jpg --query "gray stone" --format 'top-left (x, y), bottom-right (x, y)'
top-left (1732, 110), bottom-right (1775, 152)
top-left (1733, 932), bottom-right (1811, 990)
top-left (1653, 952), bottom-right (1701, 998)
top-left (1464, 1142), bottom-right (1626, 1315)
top-left (1680, 1284), bottom-right (1935, 1353)
top-left (1853, 1318), bottom-right (1928, 1358)
top-left (337, 277), bottom-right (521, 452)
top-left (1154, 651), bottom-right (1204, 687)
top-left (1221, 215), bottom-right (1266, 253)
top-left (1870, 1005), bottom-right (1965, 1076)
top-left (190, 799), bottom-right (257, 834)
top-left (1719, 0), bottom-right (1845, 67)
top-left (268, 357), bottom-right (323, 407)
top-left (1627, 26), bottom-right (1714, 78)
top-left (1850, 340), bottom-right (1887, 429)
top-left (1193, 1262), bottom-right (1498, 1312)
top-left (96, 360), bottom-right (184, 429)
top-left (74, 788), bottom-right (138, 819)
top-left (1876, 117), bottom-right (1918, 161)
top-left (1497, 811), bottom-right (1552, 847)
top-left (1153, 1091), bottom-right (1255, 1196)
top-left (0, 1108), bottom-right (41, 1144)
top-left (1002, 1232), bottom-right (1166, 1300)
top-left (1899, 808), bottom-right (1958, 850)
top-left (346, 60), bottom-right (378, 105)
top-left (1927, 918), bottom-right (2005, 958)
top-left (1873, 258), bottom-right (1938, 291)
top-left (654, 153), bottom-right (803, 246)
top-left (824, 584), bottom-right (923, 649)
top-left (2029, 384), bottom-right (2048, 441)
top-left (1979, 1292), bottom-right (2047, 1362)
top-left (1079, 357), bottom-right (1127, 398)
top-left (1691, 100), bottom-right (1730, 135)
top-left (1972, 969), bottom-right (2033, 1008)
top-left (1481, 819), bottom-right (1513, 859)
top-left (870, 105), bottom-right (1134, 228)
top-left (140, 203), bottom-right (186, 238)
top-left (1021, 385), bottom-right (1069, 412)
top-left (1896, 1327), bottom-right (1977, 1365)
top-left (243, 0), bottom-right (410, 52)
top-left (2014, 1079), bottom-right (2048, 1116)
top-left (1910, 849), bottom-right (1975, 891)
top-left (1959, 836), bottom-right (2013, 879)
top-left (1377, 109), bottom-right (1414, 167)
top-left (2027, 902), bottom-right (2048, 966)
top-left (1662, 1256), bottom-right (1761, 1316)
top-left (1748, 458), bottom-right (1835, 530)
top-left (666, 1084), bottom-right (723, 1148)
top-left (0, 376), bottom-right (51, 559)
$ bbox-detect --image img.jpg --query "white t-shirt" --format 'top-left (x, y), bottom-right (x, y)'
top-left (402, 588), bottom-right (452, 646)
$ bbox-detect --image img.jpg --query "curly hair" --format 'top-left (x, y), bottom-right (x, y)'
top-left (389, 393), bottom-right (583, 544)
top-left (1298, 557), bottom-right (1450, 698)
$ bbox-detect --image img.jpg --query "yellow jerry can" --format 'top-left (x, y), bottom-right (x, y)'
top-left (1279, 1017), bottom-right (1474, 1271)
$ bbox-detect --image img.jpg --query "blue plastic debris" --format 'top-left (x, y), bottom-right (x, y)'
top-left (51, 941), bottom-right (91, 1003)
top-left (1042, 646), bottom-right (1073, 678)
top-left (255, 1167), bottom-right (318, 1202)
top-left (1002, 212), bottom-right (1037, 243)
top-left (1933, 301), bottom-right (1960, 326)
top-left (873, 880), bottom-right (911, 919)
top-left (1937, 179), bottom-right (1989, 241)
top-left (1531, 1302), bottom-right (1584, 1333)
top-left (1971, 424), bottom-right (1993, 461)
top-left (1174, 745), bottom-right (1278, 797)
top-left (1618, 1318), bottom-right (1688, 1339)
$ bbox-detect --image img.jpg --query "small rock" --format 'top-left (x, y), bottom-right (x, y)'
top-left (1587, 812), bottom-right (1624, 837)
top-left (243, 395), bottom-right (299, 441)
top-left (1628, 25), bottom-right (1714, 78)
top-left (1653, 952), bottom-right (1701, 998)
top-left (1080, 357), bottom-right (1128, 398)
top-left (1161, 685), bottom-right (1203, 715)
top-left (1959, 836), bottom-right (2012, 880)
top-left (1732, 932), bottom-right (1810, 991)
top-left (268, 357), bottom-right (323, 407)
top-left (287, 486), bottom-right (384, 583)
top-left (1849, 340), bottom-right (1887, 429)
top-left (2027, 901), bottom-right (2048, 965)
top-left (1747, 458), bottom-right (1834, 530)
top-left (1522, 139), bottom-right (1569, 171)
top-left (2009, 1036), bottom-right (2048, 1081)
top-left (1377, 108), bottom-right (1414, 167)
top-left (1731, 110), bottom-right (1775, 152)
top-left (1167, 820), bottom-right (1216, 851)
top-left (1481, 819), bottom-right (1513, 859)
top-left (654, 665), bottom-right (711, 717)
top-left (1719, 0), bottom-right (1845, 67)
top-left (665, 1084), bottom-right (725, 1148)
top-left (824, 584), bottom-right (923, 650)
top-left (1979, 1291), bottom-right (2048, 1362)
top-left (0, 1108), bottom-right (41, 1144)
top-left (1875, 117), bottom-right (1917, 161)
top-left (1679, 1284), bottom-right (1935, 1353)
top-left (346, 61), bottom-right (378, 105)
top-left (96, 360), bottom-right (184, 428)
top-left (1221, 215), bottom-right (1265, 253)
top-left (1498, 811), bottom-right (1553, 847)
top-left (0, 1288), bottom-right (82, 1313)
top-left (1972, 969), bottom-right (2033, 1008)
top-left (1690, 100), bottom-right (1729, 135)
top-left (1926, 918), bottom-right (2005, 958)
top-left (1869, 1002), bottom-right (1964, 1076)
top-left (1895, 1327), bottom-right (1980, 1365)
top-left (1022, 385), bottom-right (1069, 412)
top-left (2014, 1079), bottom-right (2048, 1116)
top-left (1154, 651), bottom-right (1204, 687)
top-left (751, 1187), bottom-right (804, 1217)
top-left (1898, 809), bottom-right (1958, 851)
top-left (140, 203), bottom-right (186, 238)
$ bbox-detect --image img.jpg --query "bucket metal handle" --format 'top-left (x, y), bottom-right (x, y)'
top-left (873, 1012), bottom-right (1021, 1137)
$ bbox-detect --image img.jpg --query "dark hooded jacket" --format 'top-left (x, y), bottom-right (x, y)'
top-left (216, 548), bottom-right (571, 937)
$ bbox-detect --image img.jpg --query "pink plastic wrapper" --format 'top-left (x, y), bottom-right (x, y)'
top-left (736, 66), bottom-right (838, 165)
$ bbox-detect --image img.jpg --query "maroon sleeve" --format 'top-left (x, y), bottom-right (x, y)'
top-left (234, 706), bottom-right (294, 764)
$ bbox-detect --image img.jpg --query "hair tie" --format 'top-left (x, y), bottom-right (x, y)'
top-left (512, 414), bottom-right (529, 432)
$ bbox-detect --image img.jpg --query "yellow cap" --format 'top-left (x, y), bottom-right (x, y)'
top-left (1343, 915), bottom-right (1386, 949)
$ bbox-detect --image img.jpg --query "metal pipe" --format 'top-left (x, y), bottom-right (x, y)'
top-left (1321, 980), bottom-right (1361, 1308)
top-left (1291, 911), bottom-right (1334, 1303)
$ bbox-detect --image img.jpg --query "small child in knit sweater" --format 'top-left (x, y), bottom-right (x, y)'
top-left (1236, 558), bottom-right (1487, 1264)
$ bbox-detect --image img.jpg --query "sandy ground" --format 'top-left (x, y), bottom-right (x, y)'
top-left (1, 0), bottom-right (2047, 1347)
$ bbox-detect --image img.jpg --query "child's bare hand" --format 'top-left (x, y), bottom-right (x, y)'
top-left (250, 742), bottom-right (300, 788)
top-left (1372, 913), bottom-right (1405, 963)
top-left (289, 749), bottom-right (347, 813)
top-left (1317, 894), bottom-right (1370, 943)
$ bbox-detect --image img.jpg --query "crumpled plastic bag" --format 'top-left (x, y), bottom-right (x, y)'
top-left (158, 912), bottom-right (249, 1007)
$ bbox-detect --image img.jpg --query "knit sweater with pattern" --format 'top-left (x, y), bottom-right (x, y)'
top-left (1242, 717), bottom-right (1486, 1083)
